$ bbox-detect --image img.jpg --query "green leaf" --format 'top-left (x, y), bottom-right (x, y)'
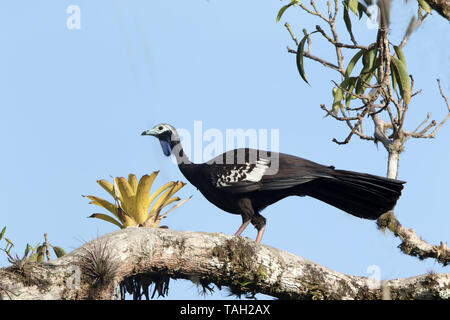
top-left (355, 47), bottom-right (377, 95)
top-left (52, 246), bottom-right (66, 258)
top-left (393, 45), bottom-right (406, 66)
top-left (390, 60), bottom-right (398, 92)
top-left (362, 46), bottom-right (377, 69)
top-left (36, 245), bottom-right (45, 263)
top-left (417, 0), bottom-right (431, 14)
top-left (0, 226), bottom-right (5, 241)
top-left (24, 244), bottom-right (32, 257)
top-left (296, 33), bottom-right (311, 85)
top-left (349, 0), bottom-right (359, 15)
top-left (357, 2), bottom-right (369, 19)
top-left (391, 57), bottom-right (411, 104)
top-left (4, 238), bottom-right (14, 247)
top-left (345, 48), bottom-right (365, 78)
top-left (28, 253), bottom-right (38, 263)
top-left (276, 2), bottom-right (294, 22)
top-left (332, 77), bottom-right (355, 112)
top-left (344, 77), bottom-right (358, 107)
top-left (343, 2), bottom-right (353, 37)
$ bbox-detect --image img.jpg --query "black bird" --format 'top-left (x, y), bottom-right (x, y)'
top-left (142, 123), bottom-right (405, 243)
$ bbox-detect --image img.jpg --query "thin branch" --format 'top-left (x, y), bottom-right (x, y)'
top-left (298, 1), bottom-right (329, 22)
top-left (398, 11), bottom-right (429, 49)
top-left (287, 46), bottom-right (342, 72)
top-left (315, 25), bottom-right (368, 50)
top-left (320, 104), bottom-right (362, 121)
top-left (284, 22), bottom-right (299, 46)
top-left (403, 79), bottom-right (450, 139)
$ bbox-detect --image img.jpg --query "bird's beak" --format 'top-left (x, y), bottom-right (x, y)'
top-left (141, 129), bottom-right (157, 136)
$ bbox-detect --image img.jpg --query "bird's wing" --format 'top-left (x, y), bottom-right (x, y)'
top-left (209, 159), bottom-right (270, 193)
top-left (207, 149), bottom-right (333, 194)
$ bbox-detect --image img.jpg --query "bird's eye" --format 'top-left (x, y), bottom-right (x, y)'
top-left (158, 126), bottom-right (164, 131)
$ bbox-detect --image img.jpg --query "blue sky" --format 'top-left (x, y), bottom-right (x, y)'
top-left (0, 1), bottom-right (449, 299)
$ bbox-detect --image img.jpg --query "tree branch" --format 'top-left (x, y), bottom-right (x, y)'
top-left (1, 228), bottom-right (449, 300)
top-left (424, 0), bottom-right (450, 20)
top-left (377, 212), bottom-right (450, 266)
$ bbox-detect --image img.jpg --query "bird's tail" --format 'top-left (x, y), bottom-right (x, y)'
top-left (301, 170), bottom-right (405, 220)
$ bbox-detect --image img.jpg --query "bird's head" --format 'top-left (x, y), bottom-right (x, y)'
top-left (141, 123), bottom-right (179, 157)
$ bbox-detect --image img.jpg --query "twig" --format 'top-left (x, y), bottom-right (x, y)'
top-left (284, 22), bottom-right (299, 46)
top-left (287, 46), bottom-right (342, 73)
top-left (320, 104), bottom-right (362, 121)
top-left (403, 79), bottom-right (450, 139)
top-left (315, 25), bottom-right (368, 50)
top-left (398, 11), bottom-right (429, 49)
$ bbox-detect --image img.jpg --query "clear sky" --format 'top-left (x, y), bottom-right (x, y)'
top-left (0, 1), bottom-right (449, 300)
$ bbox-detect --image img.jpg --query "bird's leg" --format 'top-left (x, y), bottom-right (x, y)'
top-left (252, 213), bottom-right (267, 243)
top-left (234, 220), bottom-right (251, 237)
top-left (255, 226), bottom-right (265, 243)
top-left (235, 198), bottom-right (254, 238)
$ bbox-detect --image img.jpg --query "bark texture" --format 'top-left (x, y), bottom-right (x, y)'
top-left (0, 228), bottom-right (449, 300)
top-left (425, 0), bottom-right (450, 20)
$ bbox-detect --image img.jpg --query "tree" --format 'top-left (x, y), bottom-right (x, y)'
top-left (1, 0), bottom-right (449, 300)
top-left (281, 0), bottom-right (450, 265)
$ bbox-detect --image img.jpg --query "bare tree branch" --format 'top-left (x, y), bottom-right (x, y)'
top-left (403, 79), bottom-right (450, 139)
top-left (377, 211), bottom-right (450, 266)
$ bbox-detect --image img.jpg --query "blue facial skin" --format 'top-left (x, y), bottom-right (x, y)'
top-left (160, 139), bottom-right (172, 156)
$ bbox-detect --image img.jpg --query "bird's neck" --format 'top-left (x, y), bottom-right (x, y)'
top-left (170, 139), bottom-right (198, 184)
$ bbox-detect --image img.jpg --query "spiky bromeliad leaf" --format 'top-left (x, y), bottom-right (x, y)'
top-left (115, 177), bottom-right (136, 219)
top-left (86, 173), bottom-right (189, 229)
top-left (391, 57), bottom-right (411, 105)
top-left (97, 179), bottom-right (116, 199)
top-left (128, 174), bottom-right (138, 194)
top-left (148, 181), bottom-right (176, 208)
top-left (149, 182), bottom-right (185, 217)
top-left (135, 172), bottom-right (159, 224)
top-left (89, 213), bottom-right (124, 229)
top-left (83, 195), bottom-right (117, 217)
top-left (145, 182), bottom-right (187, 227)
top-left (148, 196), bottom-right (192, 228)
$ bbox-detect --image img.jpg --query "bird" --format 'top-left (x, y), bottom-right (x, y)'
top-left (141, 123), bottom-right (405, 243)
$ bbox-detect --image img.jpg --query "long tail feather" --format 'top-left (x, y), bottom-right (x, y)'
top-left (301, 170), bottom-right (405, 220)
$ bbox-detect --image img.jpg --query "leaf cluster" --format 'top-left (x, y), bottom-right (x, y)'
top-left (85, 172), bottom-right (191, 229)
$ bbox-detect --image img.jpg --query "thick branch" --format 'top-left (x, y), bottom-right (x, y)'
top-left (1, 228), bottom-right (449, 300)
top-left (425, 0), bottom-right (450, 20)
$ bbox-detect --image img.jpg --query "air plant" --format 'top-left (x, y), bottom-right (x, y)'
top-left (84, 171), bottom-right (191, 228)
top-left (81, 240), bottom-right (118, 286)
